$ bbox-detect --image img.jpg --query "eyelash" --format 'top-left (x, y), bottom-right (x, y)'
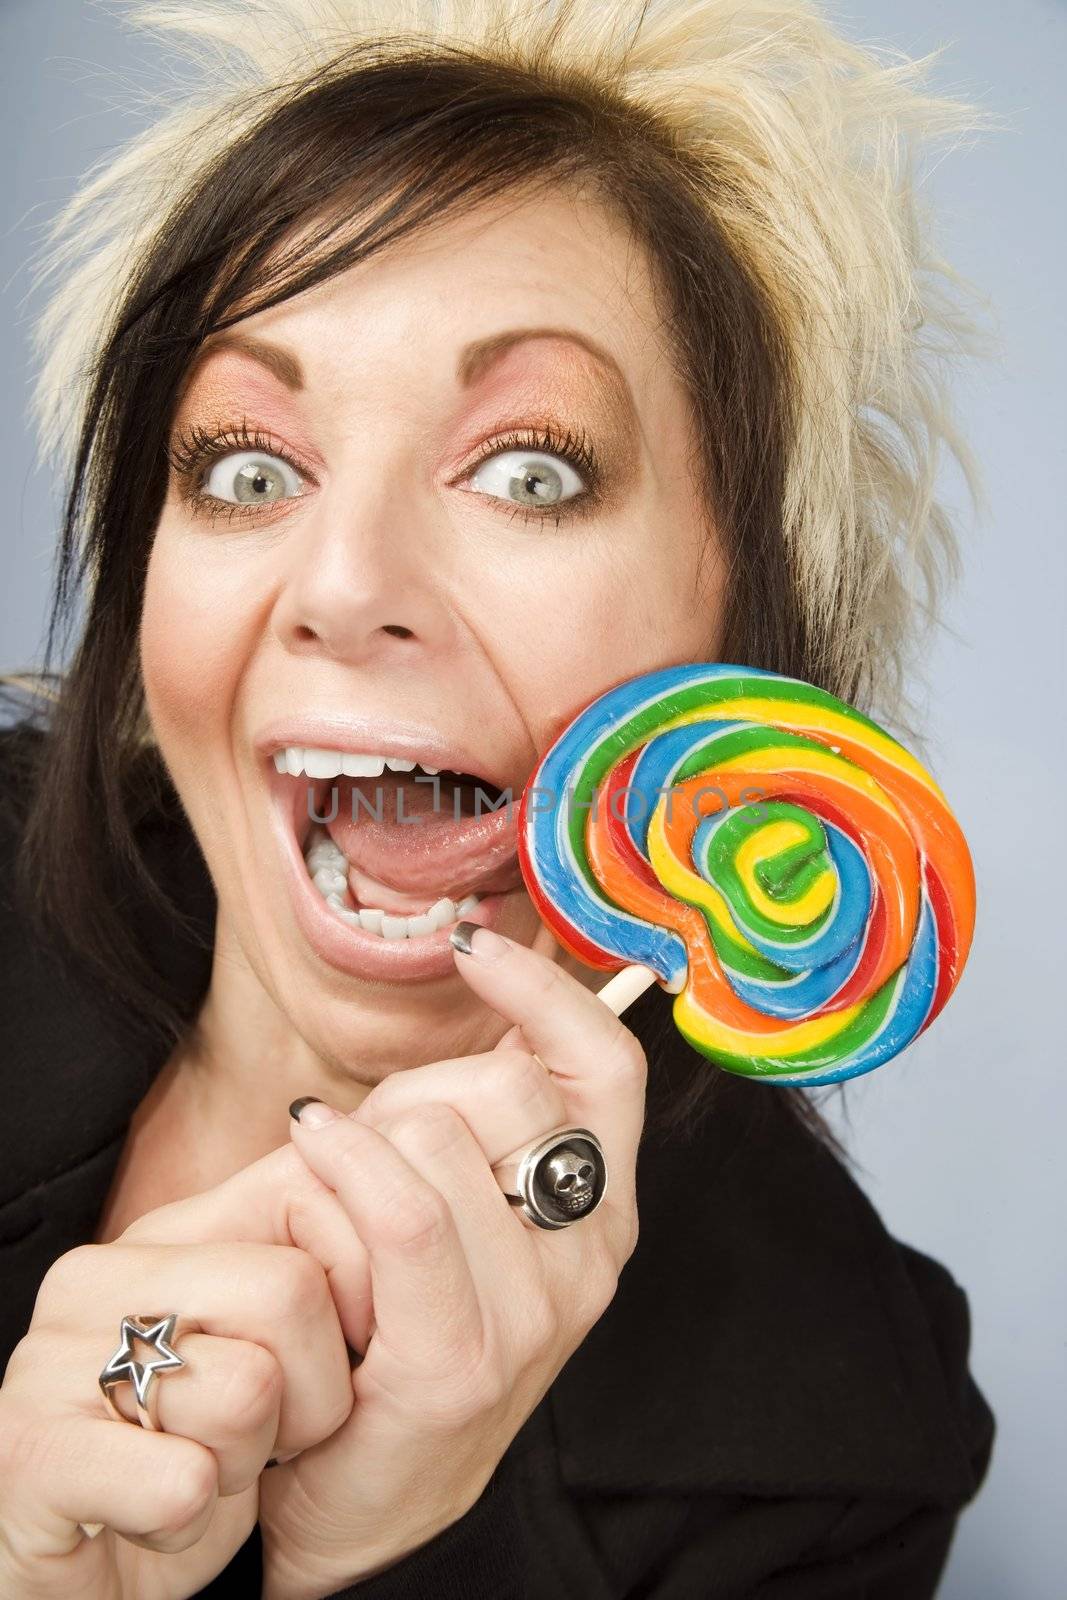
top-left (164, 417), bottom-right (604, 528)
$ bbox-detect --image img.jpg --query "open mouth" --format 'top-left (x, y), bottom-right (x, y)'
top-left (268, 743), bottom-right (525, 947)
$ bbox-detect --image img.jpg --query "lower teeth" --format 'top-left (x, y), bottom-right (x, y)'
top-left (303, 827), bottom-right (480, 940)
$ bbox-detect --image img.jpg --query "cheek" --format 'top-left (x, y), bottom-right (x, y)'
top-left (480, 518), bottom-right (719, 731)
top-left (140, 528), bottom-right (251, 743)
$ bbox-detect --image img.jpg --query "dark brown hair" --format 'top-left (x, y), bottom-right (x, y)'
top-left (4, 41), bottom-right (851, 1155)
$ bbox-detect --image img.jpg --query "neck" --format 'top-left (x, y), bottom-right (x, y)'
top-left (174, 904), bottom-right (526, 1139)
top-left (181, 923), bottom-right (379, 1138)
top-left (149, 904), bottom-right (608, 1186)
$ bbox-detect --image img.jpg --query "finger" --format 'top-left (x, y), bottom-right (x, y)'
top-left (1, 1410), bottom-right (218, 1558)
top-left (450, 925), bottom-right (647, 1202)
top-left (121, 1144), bottom-right (374, 1354)
top-left (71, 1330), bottom-right (281, 1496)
top-left (353, 1047), bottom-right (569, 1166)
top-left (35, 1242), bottom-right (352, 1455)
top-left (367, 1102), bottom-right (532, 1280)
top-left (289, 1107), bottom-right (484, 1376)
top-left (365, 1102), bottom-right (613, 1347)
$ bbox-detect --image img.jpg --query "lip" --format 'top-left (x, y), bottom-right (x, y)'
top-left (253, 713), bottom-right (516, 792)
top-left (264, 759), bottom-right (521, 981)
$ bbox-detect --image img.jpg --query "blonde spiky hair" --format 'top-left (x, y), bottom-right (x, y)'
top-left (21, 0), bottom-right (996, 738)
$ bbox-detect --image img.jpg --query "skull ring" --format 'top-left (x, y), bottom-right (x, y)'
top-left (491, 1127), bottom-right (607, 1230)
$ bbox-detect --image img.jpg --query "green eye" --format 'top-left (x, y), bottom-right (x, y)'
top-left (201, 450), bottom-right (304, 507)
top-left (461, 424), bottom-right (603, 524)
top-left (468, 449), bottom-right (584, 509)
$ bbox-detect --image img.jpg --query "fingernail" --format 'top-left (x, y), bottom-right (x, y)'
top-left (450, 922), bottom-right (511, 962)
top-left (289, 1097), bottom-right (338, 1128)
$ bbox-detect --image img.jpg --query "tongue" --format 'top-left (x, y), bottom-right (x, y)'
top-left (324, 773), bottom-right (522, 908)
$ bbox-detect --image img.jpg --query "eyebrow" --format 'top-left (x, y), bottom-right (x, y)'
top-left (183, 324), bottom-right (633, 407)
top-left (456, 326), bottom-right (631, 402)
top-left (183, 331), bottom-right (305, 393)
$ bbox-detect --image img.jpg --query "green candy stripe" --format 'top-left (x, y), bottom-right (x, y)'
top-left (697, 801), bottom-right (833, 948)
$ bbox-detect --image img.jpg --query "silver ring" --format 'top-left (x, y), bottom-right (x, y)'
top-left (79, 1314), bottom-right (200, 1540)
top-left (491, 1127), bottom-right (607, 1230)
top-left (98, 1313), bottom-right (200, 1431)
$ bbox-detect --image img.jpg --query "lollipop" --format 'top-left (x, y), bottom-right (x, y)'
top-left (517, 663), bottom-right (975, 1086)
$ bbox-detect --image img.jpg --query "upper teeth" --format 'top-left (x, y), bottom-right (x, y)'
top-left (274, 747), bottom-right (441, 779)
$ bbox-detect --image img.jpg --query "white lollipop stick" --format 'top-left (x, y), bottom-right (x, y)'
top-left (596, 964), bottom-right (659, 1016)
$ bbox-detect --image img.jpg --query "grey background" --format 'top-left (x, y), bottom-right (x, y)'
top-left (2, 2), bottom-right (1063, 1593)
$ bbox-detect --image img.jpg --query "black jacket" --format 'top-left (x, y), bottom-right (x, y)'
top-left (0, 723), bottom-right (994, 1599)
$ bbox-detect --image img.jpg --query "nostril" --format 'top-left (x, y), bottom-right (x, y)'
top-left (382, 624), bottom-right (414, 639)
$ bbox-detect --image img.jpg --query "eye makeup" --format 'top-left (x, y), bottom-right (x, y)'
top-left (165, 322), bottom-right (641, 530)
top-left (455, 417), bottom-right (607, 526)
top-left (164, 416), bottom-right (314, 526)
top-left (165, 411), bottom-right (612, 529)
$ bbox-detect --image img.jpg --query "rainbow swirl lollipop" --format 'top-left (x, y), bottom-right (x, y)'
top-left (517, 663), bottom-right (975, 1086)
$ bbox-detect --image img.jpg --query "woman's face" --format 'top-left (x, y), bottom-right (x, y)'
top-left (141, 183), bottom-right (726, 1075)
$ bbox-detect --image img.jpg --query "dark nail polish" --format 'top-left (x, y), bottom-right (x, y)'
top-left (289, 1096), bottom-right (322, 1121)
top-left (450, 921), bottom-right (478, 955)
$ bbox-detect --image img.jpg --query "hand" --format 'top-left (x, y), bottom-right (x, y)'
top-left (0, 1147), bottom-right (376, 1598)
top-left (258, 926), bottom-right (646, 1600)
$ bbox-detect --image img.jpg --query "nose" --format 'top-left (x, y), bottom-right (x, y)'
top-left (270, 474), bottom-right (457, 665)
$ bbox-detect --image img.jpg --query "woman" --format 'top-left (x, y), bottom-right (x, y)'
top-left (0, 1), bottom-right (995, 1595)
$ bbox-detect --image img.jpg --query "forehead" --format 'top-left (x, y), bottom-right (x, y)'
top-left (191, 184), bottom-right (668, 399)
